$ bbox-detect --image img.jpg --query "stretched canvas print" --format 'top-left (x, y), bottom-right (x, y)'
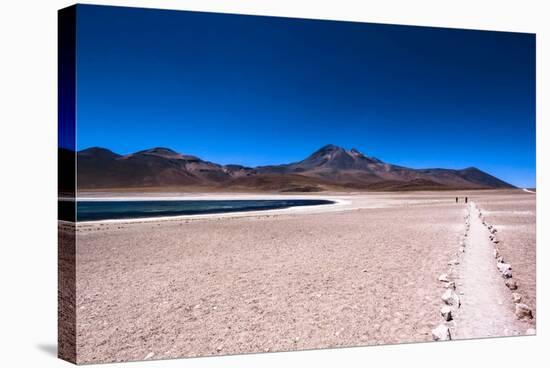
top-left (58, 4), bottom-right (536, 364)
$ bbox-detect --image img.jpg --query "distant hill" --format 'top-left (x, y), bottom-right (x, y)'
top-left (74, 144), bottom-right (515, 192)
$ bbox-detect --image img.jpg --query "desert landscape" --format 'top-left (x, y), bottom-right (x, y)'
top-left (58, 6), bottom-right (535, 364)
top-left (62, 189), bottom-right (535, 363)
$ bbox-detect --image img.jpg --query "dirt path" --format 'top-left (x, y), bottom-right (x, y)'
top-left (452, 202), bottom-right (529, 338)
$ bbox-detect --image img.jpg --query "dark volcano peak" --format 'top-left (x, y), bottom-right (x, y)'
top-left (314, 144), bottom-right (345, 154)
top-left (300, 144), bottom-right (384, 168)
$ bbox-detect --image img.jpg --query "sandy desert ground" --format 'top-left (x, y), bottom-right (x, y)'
top-left (59, 189), bottom-right (536, 364)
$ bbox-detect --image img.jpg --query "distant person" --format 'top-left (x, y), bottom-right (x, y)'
top-left (455, 197), bottom-right (458, 203)
top-left (465, 197), bottom-right (468, 203)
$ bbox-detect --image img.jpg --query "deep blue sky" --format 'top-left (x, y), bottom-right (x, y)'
top-left (75, 5), bottom-right (536, 187)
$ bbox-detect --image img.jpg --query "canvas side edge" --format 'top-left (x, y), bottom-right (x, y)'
top-left (58, 4), bottom-right (77, 364)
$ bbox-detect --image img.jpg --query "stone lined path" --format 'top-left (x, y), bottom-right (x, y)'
top-left (452, 202), bottom-right (529, 338)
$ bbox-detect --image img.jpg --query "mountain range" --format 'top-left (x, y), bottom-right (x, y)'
top-left (69, 144), bottom-right (515, 192)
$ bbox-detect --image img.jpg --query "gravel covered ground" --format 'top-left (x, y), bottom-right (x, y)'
top-left (62, 190), bottom-right (535, 364)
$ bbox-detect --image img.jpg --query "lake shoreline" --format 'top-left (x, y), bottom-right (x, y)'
top-left (75, 199), bottom-right (338, 222)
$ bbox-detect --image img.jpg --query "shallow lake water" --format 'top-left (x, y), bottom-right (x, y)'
top-left (69, 199), bottom-right (334, 221)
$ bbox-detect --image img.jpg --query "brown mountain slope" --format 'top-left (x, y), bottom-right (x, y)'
top-left (75, 145), bottom-right (515, 191)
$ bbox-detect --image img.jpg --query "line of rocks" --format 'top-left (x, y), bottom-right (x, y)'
top-left (432, 206), bottom-right (469, 341)
top-left (477, 204), bottom-right (535, 332)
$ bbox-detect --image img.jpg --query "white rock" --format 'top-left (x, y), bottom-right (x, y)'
top-left (458, 246), bottom-right (465, 253)
top-left (511, 293), bottom-right (522, 303)
top-left (505, 279), bottom-right (518, 290)
top-left (441, 289), bottom-right (460, 307)
top-left (440, 306), bottom-right (453, 321)
top-left (515, 303), bottom-right (533, 320)
top-left (497, 262), bottom-right (511, 273)
top-left (438, 273), bottom-right (449, 282)
top-left (497, 263), bottom-right (512, 278)
top-left (432, 324), bottom-right (451, 341)
top-left (493, 248), bottom-right (500, 258)
top-left (144, 352), bottom-right (155, 360)
top-left (525, 328), bottom-right (536, 335)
